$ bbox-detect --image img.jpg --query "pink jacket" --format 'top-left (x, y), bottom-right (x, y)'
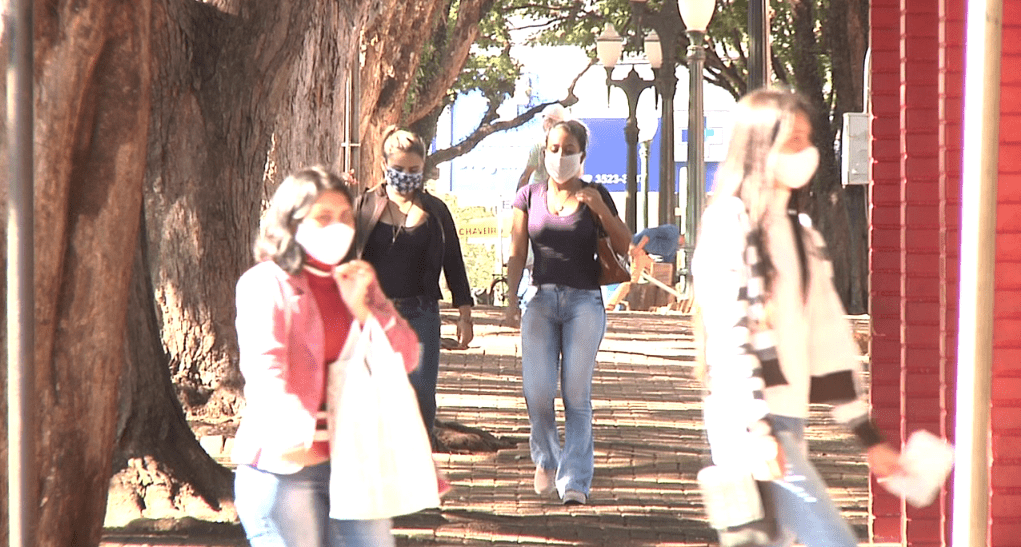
top-left (231, 260), bottom-right (420, 473)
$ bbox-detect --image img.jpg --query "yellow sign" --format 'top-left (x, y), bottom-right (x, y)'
top-left (457, 215), bottom-right (513, 241)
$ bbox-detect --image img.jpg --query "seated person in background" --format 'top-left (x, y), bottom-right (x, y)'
top-left (631, 224), bottom-right (683, 264)
top-left (605, 224), bottom-right (684, 311)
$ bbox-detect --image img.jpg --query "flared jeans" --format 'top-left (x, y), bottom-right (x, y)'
top-left (520, 284), bottom-right (606, 497)
top-left (764, 415), bottom-right (859, 547)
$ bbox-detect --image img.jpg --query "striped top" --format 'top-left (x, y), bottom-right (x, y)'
top-left (693, 196), bottom-right (882, 461)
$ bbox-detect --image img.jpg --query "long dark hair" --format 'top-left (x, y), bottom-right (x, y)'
top-left (254, 166), bottom-right (354, 274)
top-left (709, 88), bottom-right (814, 297)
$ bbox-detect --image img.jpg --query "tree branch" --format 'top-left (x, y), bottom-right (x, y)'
top-left (771, 50), bottom-right (790, 85)
top-left (407, 0), bottom-right (498, 124)
top-left (425, 59), bottom-right (593, 169)
top-left (704, 41), bottom-right (745, 98)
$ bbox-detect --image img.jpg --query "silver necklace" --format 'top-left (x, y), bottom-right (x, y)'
top-left (388, 199), bottom-right (412, 244)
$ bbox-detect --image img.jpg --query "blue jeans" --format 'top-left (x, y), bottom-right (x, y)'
top-left (394, 296), bottom-right (441, 440)
top-left (520, 284), bottom-right (606, 496)
top-left (517, 268), bottom-right (533, 306)
top-left (234, 462), bottom-right (394, 547)
top-left (763, 415), bottom-right (858, 547)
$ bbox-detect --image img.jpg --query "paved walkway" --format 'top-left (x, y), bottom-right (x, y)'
top-left (103, 306), bottom-right (876, 546)
top-left (391, 306), bottom-right (872, 546)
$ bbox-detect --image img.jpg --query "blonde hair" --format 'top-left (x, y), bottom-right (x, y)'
top-left (380, 125), bottom-right (427, 161)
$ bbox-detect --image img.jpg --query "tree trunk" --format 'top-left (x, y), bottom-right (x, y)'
top-left (0, 2), bottom-right (151, 545)
top-left (790, 0), bottom-right (863, 313)
top-left (107, 0), bottom-right (382, 522)
top-left (140, 0), bottom-right (377, 416)
top-left (826, 0), bottom-right (871, 314)
top-left (357, 0), bottom-right (495, 187)
top-left (106, 225), bottom-right (236, 526)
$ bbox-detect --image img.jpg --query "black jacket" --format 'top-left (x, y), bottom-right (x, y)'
top-left (354, 185), bottom-right (474, 308)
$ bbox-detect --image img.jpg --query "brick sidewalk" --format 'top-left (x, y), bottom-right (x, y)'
top-left (390, 306), bottom-right (873, 546)
top-left (102, 306), bottom-right (877, 547)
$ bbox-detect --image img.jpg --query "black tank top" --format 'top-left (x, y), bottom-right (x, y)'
top-left (362, 220), bottom-right (430, 298)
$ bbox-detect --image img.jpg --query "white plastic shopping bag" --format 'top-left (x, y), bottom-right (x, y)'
top-left (326, 318), bottom-right (440, 519)
top-left (697, 465), bottom-right (780, 547)
top-left (878, 429), bottom-right (955, 508)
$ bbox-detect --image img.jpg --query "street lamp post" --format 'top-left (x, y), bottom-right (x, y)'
top-left (748, 0), bottom-right (770, 90)
top-left (597, 24), bottom-right (657, 233)
top-left (677, 0), bottom-right (715, 285)
top-left (631, 1), bottom-right (683, 228)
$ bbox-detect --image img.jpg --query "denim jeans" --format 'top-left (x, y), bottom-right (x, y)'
top-left (394, 296), bottom-right (441, 440)
top-left (517, 268), bottom-right (533, 306)
top-left (521, 284), bottom-right (606, 497)
top-left (234, 462), bottom-right (394, 547)
top-left (763, 415), bottom-right (858, 547)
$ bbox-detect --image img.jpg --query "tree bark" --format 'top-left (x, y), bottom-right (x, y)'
top-left (357, 2), bottom-right (443, 187)
top-left (140, 0), bottom-right (375, 416)
top-left (0, 2), bottom-right (151, 545)
top-left (106, 224), bottom-right (236, 526)
top-left (106, 0), bottom-right (381, 522)
top-left (789, 0), bottom-right (865, 313)
top-left (357, 0), bottom-right (496, 187)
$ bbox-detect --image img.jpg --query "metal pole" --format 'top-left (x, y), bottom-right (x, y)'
top-left (626, 7), bottom-right (642, 234)
top-left (6, 0), bottom-right (37, 545)
top-left (659, 86), bottom-right (676, 227)
top-left (952, 0), bottom-right (1001, 545)
top-left (343, 72), bottom-right (353, 172)
top-left (685, 31), bottom-right (706, 269)
top-left (624, 77), bottom-right (641, 232)
top-left (343, 56), bottom-right (362, 186)
top-left (639, 0), bottom-right (682, 229)
top-left (641, 141), bottom-right (650, 229)
top-left (606, 66), bottom-right (655, 233)
top-left (747, 0), bottom-right (769, 90)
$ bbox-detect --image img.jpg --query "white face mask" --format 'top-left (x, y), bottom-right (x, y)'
top-left (294, 222), bottom-right (355, 266)
top-left (770, 146), bottom-right (819, 190)
top-left (544, 151), bottom-right (583, 182)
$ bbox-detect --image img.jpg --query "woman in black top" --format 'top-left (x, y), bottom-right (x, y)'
top-left (355, 126), bottom-right (474, 444)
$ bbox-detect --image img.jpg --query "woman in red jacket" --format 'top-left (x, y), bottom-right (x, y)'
top-left (232, 166), bottom-right (426, 547)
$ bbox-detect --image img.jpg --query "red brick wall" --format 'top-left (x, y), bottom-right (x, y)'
top-left (992, 1), bottom-right (1021, 543)
top-left (872, 0), bottom-right (1021, 545)
top-left (868, 7), bottom-right (904, 538)
top-left (870, 0), bottom-right (962, 544)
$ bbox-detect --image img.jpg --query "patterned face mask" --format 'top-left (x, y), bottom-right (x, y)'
top-left (385, 166), bottom-right (424, 195)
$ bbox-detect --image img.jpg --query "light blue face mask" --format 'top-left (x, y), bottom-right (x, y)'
top-left (385, 166), bottom-right (424, 195)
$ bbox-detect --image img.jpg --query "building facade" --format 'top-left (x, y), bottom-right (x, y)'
top-left (869, 0), bottom-right (1020, 544)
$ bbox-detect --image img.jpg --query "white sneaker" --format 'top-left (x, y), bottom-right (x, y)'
top-left (562, 490), bottom-right (587, 506)
top-left (533, 466), bottom-right (555, 495)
